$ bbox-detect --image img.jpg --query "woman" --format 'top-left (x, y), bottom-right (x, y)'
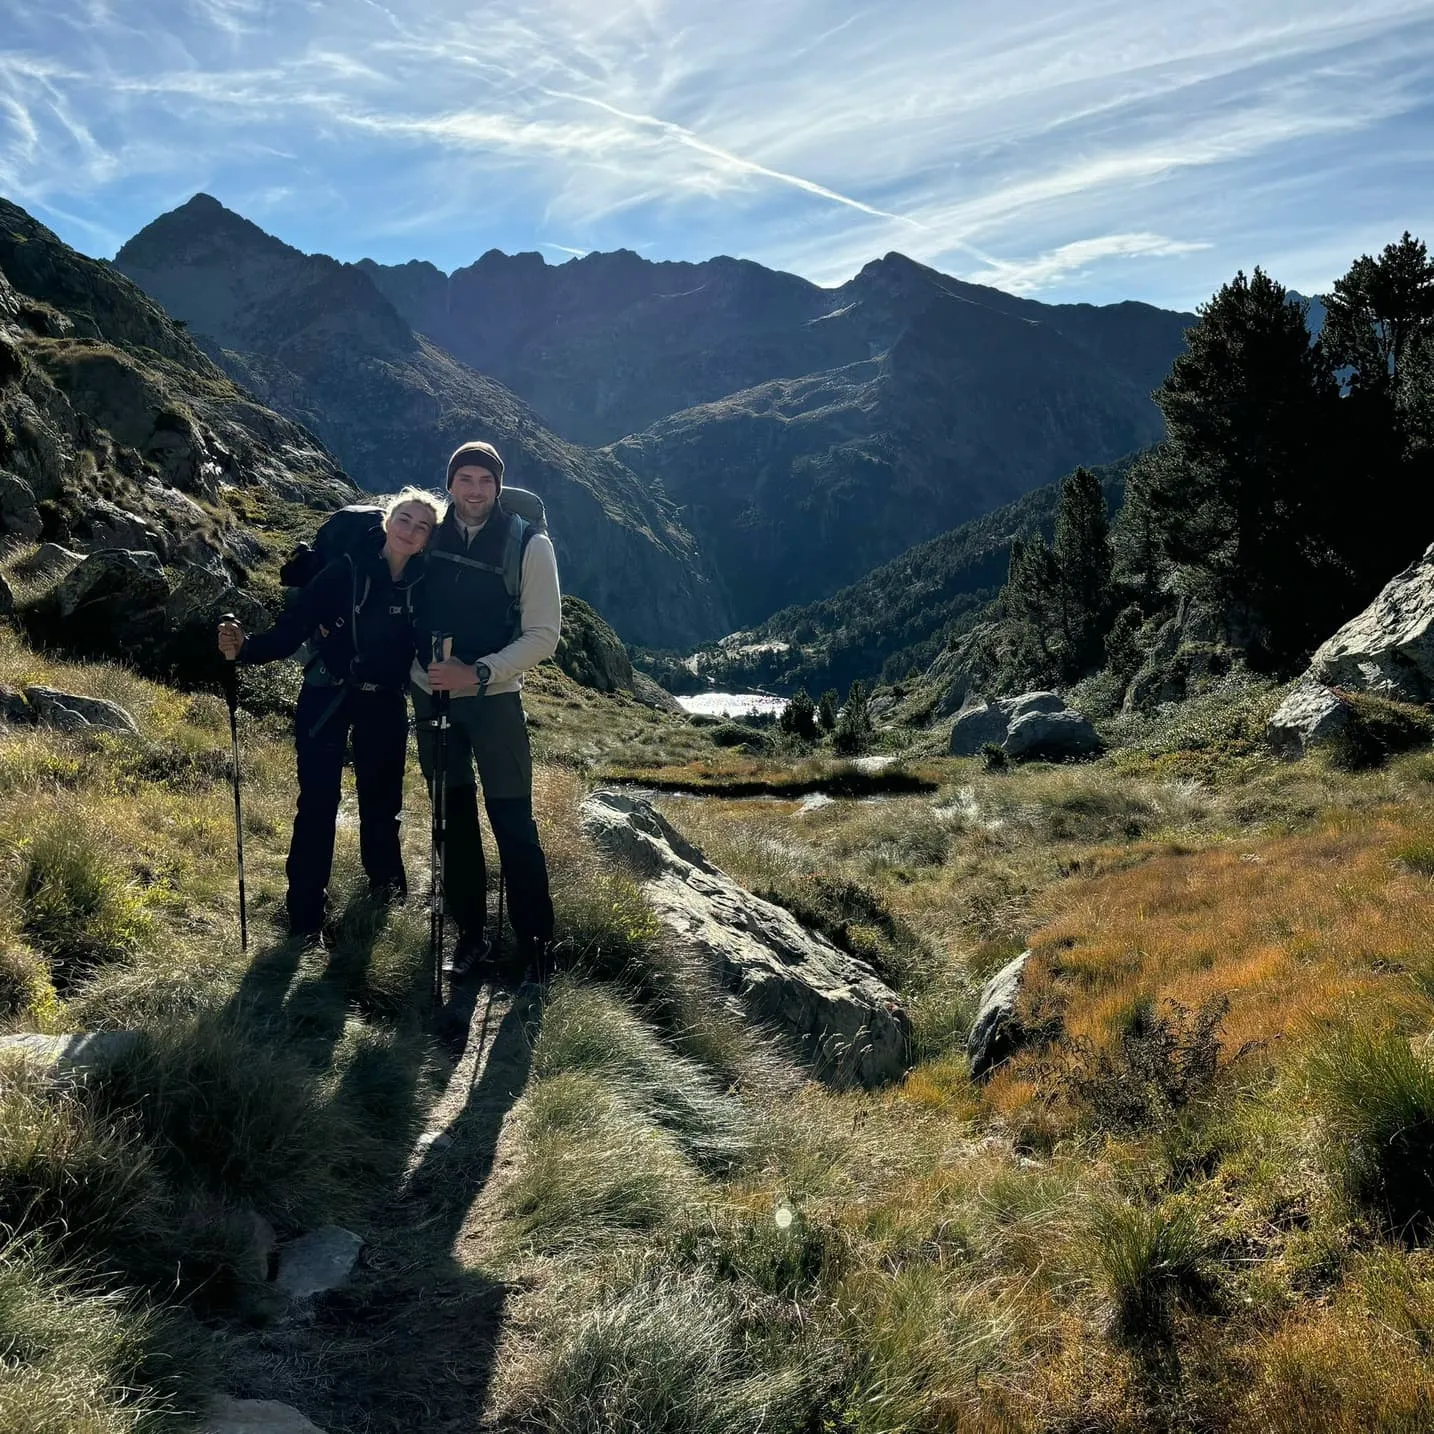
top-left (218, 488), bottom-right (443, 950)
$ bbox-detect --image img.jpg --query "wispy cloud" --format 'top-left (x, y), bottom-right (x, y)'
top-left (0, 0), bottom-right (1429, 308)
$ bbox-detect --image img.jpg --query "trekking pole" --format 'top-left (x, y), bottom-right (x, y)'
top-left (428, 632), bottom-right (452, 1006)
top-left (218, 614), bottom-right (249, 954)
top-left (495, 865), bottom-right (505, 950)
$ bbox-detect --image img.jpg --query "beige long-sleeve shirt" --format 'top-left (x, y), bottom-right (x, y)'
top-left (408, 528), bottom-right (562, 697)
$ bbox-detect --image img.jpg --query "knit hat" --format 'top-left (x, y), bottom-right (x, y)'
top-left (445, 440), bottom-right (505, 490)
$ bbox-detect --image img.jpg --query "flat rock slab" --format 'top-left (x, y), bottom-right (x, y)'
top-left (275, 1226), bottom-right (362, 1299)
top-left (0, 1031), bottom-right (139, 1078)
top-left (582, 790), bottom-right (910, 1086)
top-left (204, 1396), bottom-right (327, 1434)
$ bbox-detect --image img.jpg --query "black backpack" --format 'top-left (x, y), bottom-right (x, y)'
top-left (279, 505), bottom-right (386, 589)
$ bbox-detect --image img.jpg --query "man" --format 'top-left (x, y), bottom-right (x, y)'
top-left (412, 440), bottom-right (561, 979)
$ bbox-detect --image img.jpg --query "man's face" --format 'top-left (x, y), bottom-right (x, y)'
top-left (449, 464), bottom-right (498, 525)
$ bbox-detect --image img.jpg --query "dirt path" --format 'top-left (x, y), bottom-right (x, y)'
top-left (224, 976), bottom-right (543, 1433)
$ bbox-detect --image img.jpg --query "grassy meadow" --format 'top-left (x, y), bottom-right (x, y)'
top-left (2, 610), bottom-right (1434, 1431)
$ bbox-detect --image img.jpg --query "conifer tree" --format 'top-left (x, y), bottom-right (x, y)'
top-left (780, 687), bottom-right (818, 741)
top-left (1052, 466), bottom-right (1113, 675)
top-left (817, 688), bottom-right (840, 732)
top-left (1139, 268), bottom-right (1341, 669)
top-left (834, 679), bottom-right (873, 754)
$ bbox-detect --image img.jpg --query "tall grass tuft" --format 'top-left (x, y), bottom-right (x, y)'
top-left (11, 817), bottom-right (154, 988)
top-left (1308, 1025), bottom-right (1434, 1233)
top-left (1086, 1198), bottom-right (1209, 1341)
top-left (534, 982), bottom-right (750, 1172)
top-left (506, 1270), bottom-right (812, 1434)
top-left (90, 1013), bottom-right (368, 1228)
top-left (0, 1236), bottom-right (208, 1433)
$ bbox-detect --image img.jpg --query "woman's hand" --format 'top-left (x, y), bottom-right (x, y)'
top-left (217, 619), bottom-right (245, 660)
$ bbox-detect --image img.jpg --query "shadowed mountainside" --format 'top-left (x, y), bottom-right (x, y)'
top-left (112, 196), bottom-right (732, 650)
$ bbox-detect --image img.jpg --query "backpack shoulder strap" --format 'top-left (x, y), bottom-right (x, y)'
top-left (501, 514), bottom-right (530, 602)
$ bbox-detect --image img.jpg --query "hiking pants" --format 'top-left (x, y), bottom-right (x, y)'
top-left (286, 683), bottom-right (409, 934)
top-left (410, 687), bottom-right (554, 945)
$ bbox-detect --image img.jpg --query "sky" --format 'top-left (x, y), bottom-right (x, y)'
top-left (2, 0), bottom-right (1432, 309)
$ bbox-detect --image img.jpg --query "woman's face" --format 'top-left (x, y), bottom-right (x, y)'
top-left (385, 501), bottom-right (436, 558)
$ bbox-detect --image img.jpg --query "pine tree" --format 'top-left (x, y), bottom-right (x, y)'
top-left (1052, 466), bottom-right (1113, 676)
top-left (817, 689), bottom-right (840, 732)
top-left (780, 687), bottom-right (818, 741)
top-left (834, 679), bottom-right (873, 755)
top-left (1139, 268), bottom-right (1341, 669)
top-left (1111, 456), bottom-right (1167, 612)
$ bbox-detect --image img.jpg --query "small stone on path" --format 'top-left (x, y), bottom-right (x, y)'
top-left (274, 1226), bottom-right (362, 1300)
top-left (203, 1396), bottom-right (328, 1434)
top-left (0, 1031), bottom-right (139, 1079)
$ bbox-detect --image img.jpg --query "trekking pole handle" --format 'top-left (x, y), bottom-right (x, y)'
top-left (218, 613), bottom-right (240, 707)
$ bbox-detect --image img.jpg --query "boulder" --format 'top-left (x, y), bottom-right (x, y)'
top-left (203, 1397), bottom-right (328, 1434)
top-left (23, 685), bottom-right (140, 735)
top-left (1001, 691), bottom-right (1065, 719)
top-left (0, 1031), bottom-right (140, 1078)
top-left (274, 1225), bottom-right (362, 1300)
top-left (967, 952), bottom-right (1030, 1078)
top-left (14, 542), bottom-right (81, 578)
top-left (949, 700), bottom-right (1009, 756)
top-left (581, 790), bottom-right (910, 1086)
top-left (0, 684), bottom-right (29, 723)
top-left (55, 547), bottom-right (169, 621)
top-left (1308, 541), bottom-right (1434, 703)
top-left (1267, 680), bottom-right (1354, 755)
top-left (76, 498), bottom-right (169, 557)
top-left (1003, 710), bottom-right (1102, 761)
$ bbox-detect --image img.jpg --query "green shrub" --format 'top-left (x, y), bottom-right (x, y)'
top-left (15, 819), bottom-right (154, 988)
top-left (0, 941), bottom-right (56, 1027)
top-left (1086, 1199), bottom-right (1209, 1341)
top-left (1308, 1025), bottom-right (1434, 1233)
top-left (1064, 995), bottom-right (1240, 1131)
top-left (1394, 833), bottom-right (1434, 877)
top-left (709, 722), bottom-right (768, 752)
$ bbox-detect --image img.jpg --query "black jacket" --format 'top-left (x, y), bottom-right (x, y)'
top-left (416, 508), bottom-right (528, 665)
top-left (240, 550), bottom-right (425, 690)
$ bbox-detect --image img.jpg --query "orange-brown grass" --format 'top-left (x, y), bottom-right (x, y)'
top-left (1018, 809), bottom-right (1434, 1055)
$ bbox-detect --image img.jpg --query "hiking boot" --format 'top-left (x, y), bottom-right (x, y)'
top-left (368, 877), bottom-right (407, 908)
top-left (519, 936), bottom-right (562, 986)
top-left (443, 932), bottom-right (493, 980)
top-left (291, 929), bottom-right (327, 959)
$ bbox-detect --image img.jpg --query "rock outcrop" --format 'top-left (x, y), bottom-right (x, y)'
top-left (949, 691), bottom-right (1101, 760)
top-left (1266, 680), bottom-right (1355, 755)
top-left (1305, 542), bottom-right (1434, 703)
top-left (581, 790), bottom-right (910, 1086)
top-left (21, 685), bottom-right (140, 735)
top-left (204, 1397), bottom-right (328, 1434)
top-left (967, 952), bottom-right (1030, 1078)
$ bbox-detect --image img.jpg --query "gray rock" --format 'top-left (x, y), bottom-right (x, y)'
top-left (968, 952), bottom-right (1030, 1078)
top-left (631, 670), bottom-right (684, 712)
top-left (1267, 680), bottom-right (1354, 756)
top-left (0, 1031), bottom-right (140, 1078)
top-left (55, 547), bottom-right (169, 620)
top-left (1000, 691), bottom-right (1065, 719)
top-left (1308, 541), bottom-right (1434, 702)
top-left (164, 561), bottom-right (266, 634)
top-left (274, 1225), bottom-right (362, 1300)
top-left (0, 469), bottom-right (42, 541)
top-left (237, 1209), bottom-right (279, 1285)
top-left (0, 684), bottom-right (30, 723)
top-left (948, 700), bottom-right (1010, 756)
top-left (14, 542), bottom-right (82, 578)
top-left (1003, 710), bottom-right (1102, 761)
top-left (23, 685), bottom-right (140, 735)
top-left (76, 499), bottom-right (168, 557)
top-left (203, 1396), bottom-right (328, 1434)
top-left (581, 790), bottom-right (910, 1086)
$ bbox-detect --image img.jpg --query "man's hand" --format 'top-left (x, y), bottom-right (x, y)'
top-left (217, 620), bottom-right (245, 660)
top-left (427, 656), bottom-right (479, 693)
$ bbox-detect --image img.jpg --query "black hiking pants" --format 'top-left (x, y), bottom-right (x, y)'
top-left (286, 683), bottom-right (409, 934)
top-left (411, 686), bottom-right (554, 946)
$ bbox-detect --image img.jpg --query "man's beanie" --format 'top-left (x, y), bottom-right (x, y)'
top-left (445, 440), bottom-right (505, 491)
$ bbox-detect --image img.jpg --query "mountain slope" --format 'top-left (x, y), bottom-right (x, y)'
top-left (113, 197), bottom-right (731, 649)
top-left (645, 461), bottom-right (1131, 698)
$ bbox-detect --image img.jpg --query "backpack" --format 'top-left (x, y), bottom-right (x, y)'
top-left (279, 504), bottom-right (386, 589)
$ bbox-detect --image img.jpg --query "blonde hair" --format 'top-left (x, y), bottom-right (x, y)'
top-left (383, 487), bottom-right (444, 529)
